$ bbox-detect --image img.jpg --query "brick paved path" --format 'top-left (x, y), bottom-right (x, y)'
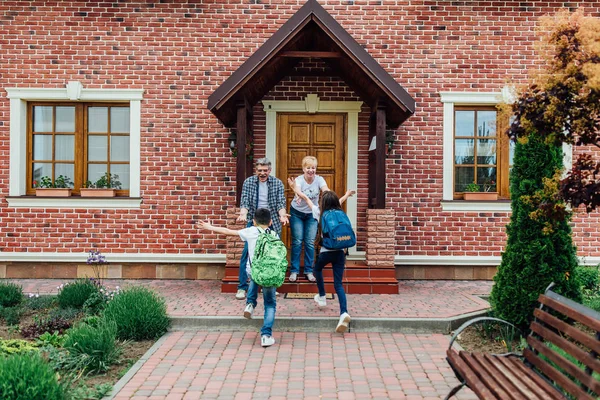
top-left (11, 279), bottom-right (492, 319)
top-left (113, 331), bottom-right (476, 400)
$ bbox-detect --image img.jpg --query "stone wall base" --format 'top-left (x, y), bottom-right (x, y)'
top-left (396, 265), bottom-right (497, 280)
top-left (0, 262), bottom-right (225, 280)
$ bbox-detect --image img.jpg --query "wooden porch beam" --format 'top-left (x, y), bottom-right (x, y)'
top-left (235, 99), bottom-right (252, 207)
top-left (375, 103), bottom-right (386, 209)
top-left (279, 51), bottom-right (341, 58)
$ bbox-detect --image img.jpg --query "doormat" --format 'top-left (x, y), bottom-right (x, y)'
top-left (284, 293), bottom-right (334, 299)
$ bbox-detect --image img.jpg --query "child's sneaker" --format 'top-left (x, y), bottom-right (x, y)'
top-left (261, 335), bottom-right (275, 347)
top-left (314, 293), bottom-right (327, 307)
top-left (335, 312), bottom-right (351, 333)
top-left (235, 289), bottom-right (246, 300)
top-left (244, 303), bottom-right (254, 319)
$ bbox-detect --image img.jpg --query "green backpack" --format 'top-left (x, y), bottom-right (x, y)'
top-left (250, 228), bottom-right (288, 288)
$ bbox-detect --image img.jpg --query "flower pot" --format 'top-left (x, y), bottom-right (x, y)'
top-left (35, 188), bottom-right (72, 197)
top-left (463, 192), bottom-right (498, 201)
top-left (80, 188), bottom-right (116, 197)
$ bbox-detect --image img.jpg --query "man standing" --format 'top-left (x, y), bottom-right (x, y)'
top-left (235, 158), bottom-right (288, 299)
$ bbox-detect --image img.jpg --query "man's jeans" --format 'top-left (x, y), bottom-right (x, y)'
top-left (237, 220), bottom-right (254, 291)
top-left (246, 280), bottom-right (277, 337)
top-left (289, 207), bottom-right (318, 275)
top-left (314, 250), bottom-right (347, 315)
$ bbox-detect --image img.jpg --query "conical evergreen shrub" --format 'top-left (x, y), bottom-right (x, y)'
top-left (490, 133), bottom-right (581, 332)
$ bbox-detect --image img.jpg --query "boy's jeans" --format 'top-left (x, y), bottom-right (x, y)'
top-left (246, 280), bottom-right (277, 337)
top-left (289, 207), bottom-right (318, 275)
top-left (314, 250), bottom-right (347, 315)
top-left (237, 220), bottom-right (254, 291)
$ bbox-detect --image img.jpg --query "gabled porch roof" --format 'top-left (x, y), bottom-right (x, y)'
top-left (207, 0), bottom-right (415, 129)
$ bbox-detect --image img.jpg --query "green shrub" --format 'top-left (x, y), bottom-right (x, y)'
top-left (63, 318), bottom-right (121, 373)
top-left (0, 339), bottom-right (40, 356)
top-left (490, 133), bottom-right (581, 332)
top-left (57, 279), bottom-right (100, 309)
top-left (48, 306), bottom-right (82, 322)
top-left (0, 306), bottom-right (23, 325)
top-left (104, 286), bottom-right (170, 340)
top-left (583, 294), bottom-right (600, 313)
top-left (24, 294), bottom-right (56, 310)
top-left (0, 282), bottom-right (23, 307)
top-left (0, 352), bottom-right (68, 400)
top-left (575, 265), bottom-right (599, 290)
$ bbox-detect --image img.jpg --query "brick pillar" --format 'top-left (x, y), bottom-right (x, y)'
top-left (226, 207), bottom-right (246, 267)
top-left (366, 208), bottom-right (396, 268)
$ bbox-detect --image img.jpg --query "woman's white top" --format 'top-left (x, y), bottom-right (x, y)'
top-left (290, 175), bottom-right (326, 214)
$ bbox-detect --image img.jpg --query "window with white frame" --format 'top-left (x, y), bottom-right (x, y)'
top-left (6, 82), bottom-right (143, 208)
top-left (441, 92), bottom-right (514, 203)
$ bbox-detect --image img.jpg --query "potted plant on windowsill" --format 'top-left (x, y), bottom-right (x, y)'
top-left (463, 181), bottom-right (498, 201)
top-left (81, 173), bottom-right (122, 197)
top-left (33, 175), bottom-right (73, 197)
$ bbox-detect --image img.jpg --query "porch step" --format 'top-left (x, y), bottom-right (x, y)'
top-left (221, 260), bottom-right (398, 294)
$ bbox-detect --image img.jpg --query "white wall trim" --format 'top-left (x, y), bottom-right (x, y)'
top-left (263, 96), bottom-right (363, 254)
top-left (395, 255), bottom-right (600, 267)
top-left (441, 200), bottom-right (511, 212)
top-left (5, 82), bottom-right (143, 204)
top-left (0, 252), bottom-right (225, 263)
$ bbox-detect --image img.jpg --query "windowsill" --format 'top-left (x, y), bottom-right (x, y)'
top-left (441, 199), bottom-right (511, 212)
top-left (6, 196), bottom-right (142, 209)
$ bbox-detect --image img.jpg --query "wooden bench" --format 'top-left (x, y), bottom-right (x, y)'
top-left (445, 284), bottom-right (600, 400)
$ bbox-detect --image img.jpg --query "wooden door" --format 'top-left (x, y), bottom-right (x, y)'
top-left (276, 113), bottom-right (347, 248)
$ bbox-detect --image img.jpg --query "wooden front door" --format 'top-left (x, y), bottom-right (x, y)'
top-left (276, 113), bottom-right (347, 248)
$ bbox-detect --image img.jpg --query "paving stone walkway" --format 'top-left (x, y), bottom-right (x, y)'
top-left (7, 279), bottom-right (489, 399)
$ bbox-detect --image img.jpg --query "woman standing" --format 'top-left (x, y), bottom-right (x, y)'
top-left (288, 156), bottom-right (329, 282)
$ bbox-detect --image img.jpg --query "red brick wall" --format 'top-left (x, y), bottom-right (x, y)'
top-left (1, 1), bottom-right (599, 261)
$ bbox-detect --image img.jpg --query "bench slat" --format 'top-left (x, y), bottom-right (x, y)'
top-left (476, 353), bottom-right (532, 400)
top-left (447, 349), bottom-right (500, 399)
top-left (531, 319), bottom-right (600, 380)
top-left (497, 356), bottom-right (564, 400)
top-left (460, 352), bottom-right (512, 399)
top-left (534, 308), bottom-right (600, 357)
top-left (524, 347), bottom-right (595, 400)
top-left (539, 294), bottom-right (600, 332)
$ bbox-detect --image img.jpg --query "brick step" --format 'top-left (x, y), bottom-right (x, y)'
top-left (221, 276), bottom-right (398, 295)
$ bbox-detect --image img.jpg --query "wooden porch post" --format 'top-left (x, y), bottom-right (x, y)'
top-left (368, 102), bottom-right (387, 209)
top-left (235, 99), bottom-right (252, 206)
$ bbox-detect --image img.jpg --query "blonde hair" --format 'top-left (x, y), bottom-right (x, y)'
top-left (302, 156), bottom-right (318, 169)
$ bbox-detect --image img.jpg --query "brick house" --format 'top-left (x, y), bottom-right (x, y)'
top-left (1, 1), bottom-right (599, 292)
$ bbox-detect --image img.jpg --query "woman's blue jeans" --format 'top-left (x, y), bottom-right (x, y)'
top-left (289, 207), bottom-right (318, 275)
top-left (247, 280), bottom-right (277, 337)
top-left (314, 250), bottom-right (347, 315)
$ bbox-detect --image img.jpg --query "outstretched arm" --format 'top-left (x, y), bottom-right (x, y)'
top-left (288, 177), bottom-right (315, 209)
top-left (197, 220), bottom-right (240, 236)
top-left (339, 189), bottom-right (356, 205)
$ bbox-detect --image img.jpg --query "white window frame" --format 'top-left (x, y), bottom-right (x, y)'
top-left (440, 91), bottom-right (511, 212)
top-left (5, 81), bottom-right (143, 209)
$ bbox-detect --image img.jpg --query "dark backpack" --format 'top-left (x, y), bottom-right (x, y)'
top-left (321, 209), bottom-right (356, 250)
top-left (250, 228), bottom-right (288, 288)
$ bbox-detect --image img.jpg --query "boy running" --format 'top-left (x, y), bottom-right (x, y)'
top-left (198, 208), bottom-right (278, 347)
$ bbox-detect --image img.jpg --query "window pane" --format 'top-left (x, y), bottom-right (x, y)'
top-left (111, 164), bottom-right (130, 190)
top-left (455, 111), bottom-right (474, 137)
top-left (88, 135), bottom-right (108, 161)
top-left (33, 106), bottom-right (53, 132)
top-left (88, 107), bottom-right (108, 133)
top-left (55, 135), bottom-right (74, 160)
top-left (111, 108), bottom-right (130, 133)
top-left (32, 163), bottom-right (52, 182)
top-left (88, 164), bottom-right (108, 184)
top-left (33, 135), bottom-right (53, 160)
top-left (455, 139), bottom-right (474, 164)
top-left (55, 164), bottom-right (74, 187)
top-left (455, 167), bottom-right (474, 192)
top-left (55, 106), bottom-right (75, 132)
top-left (477, 111), bottom-right (496, 137)
top-left (477, 167), bottom-right (497, 191)
top-left (477, 139), bottom-right (497, 165)
top-left (111, 136), bottom-right (130, 161)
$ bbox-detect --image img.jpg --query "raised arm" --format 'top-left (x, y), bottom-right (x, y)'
top-left (339, 189), bottom-right (356, 205)
top-left (197, 220), bottom-right (240, 237)
top-left (288, 177), bottom-right (315, 209)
